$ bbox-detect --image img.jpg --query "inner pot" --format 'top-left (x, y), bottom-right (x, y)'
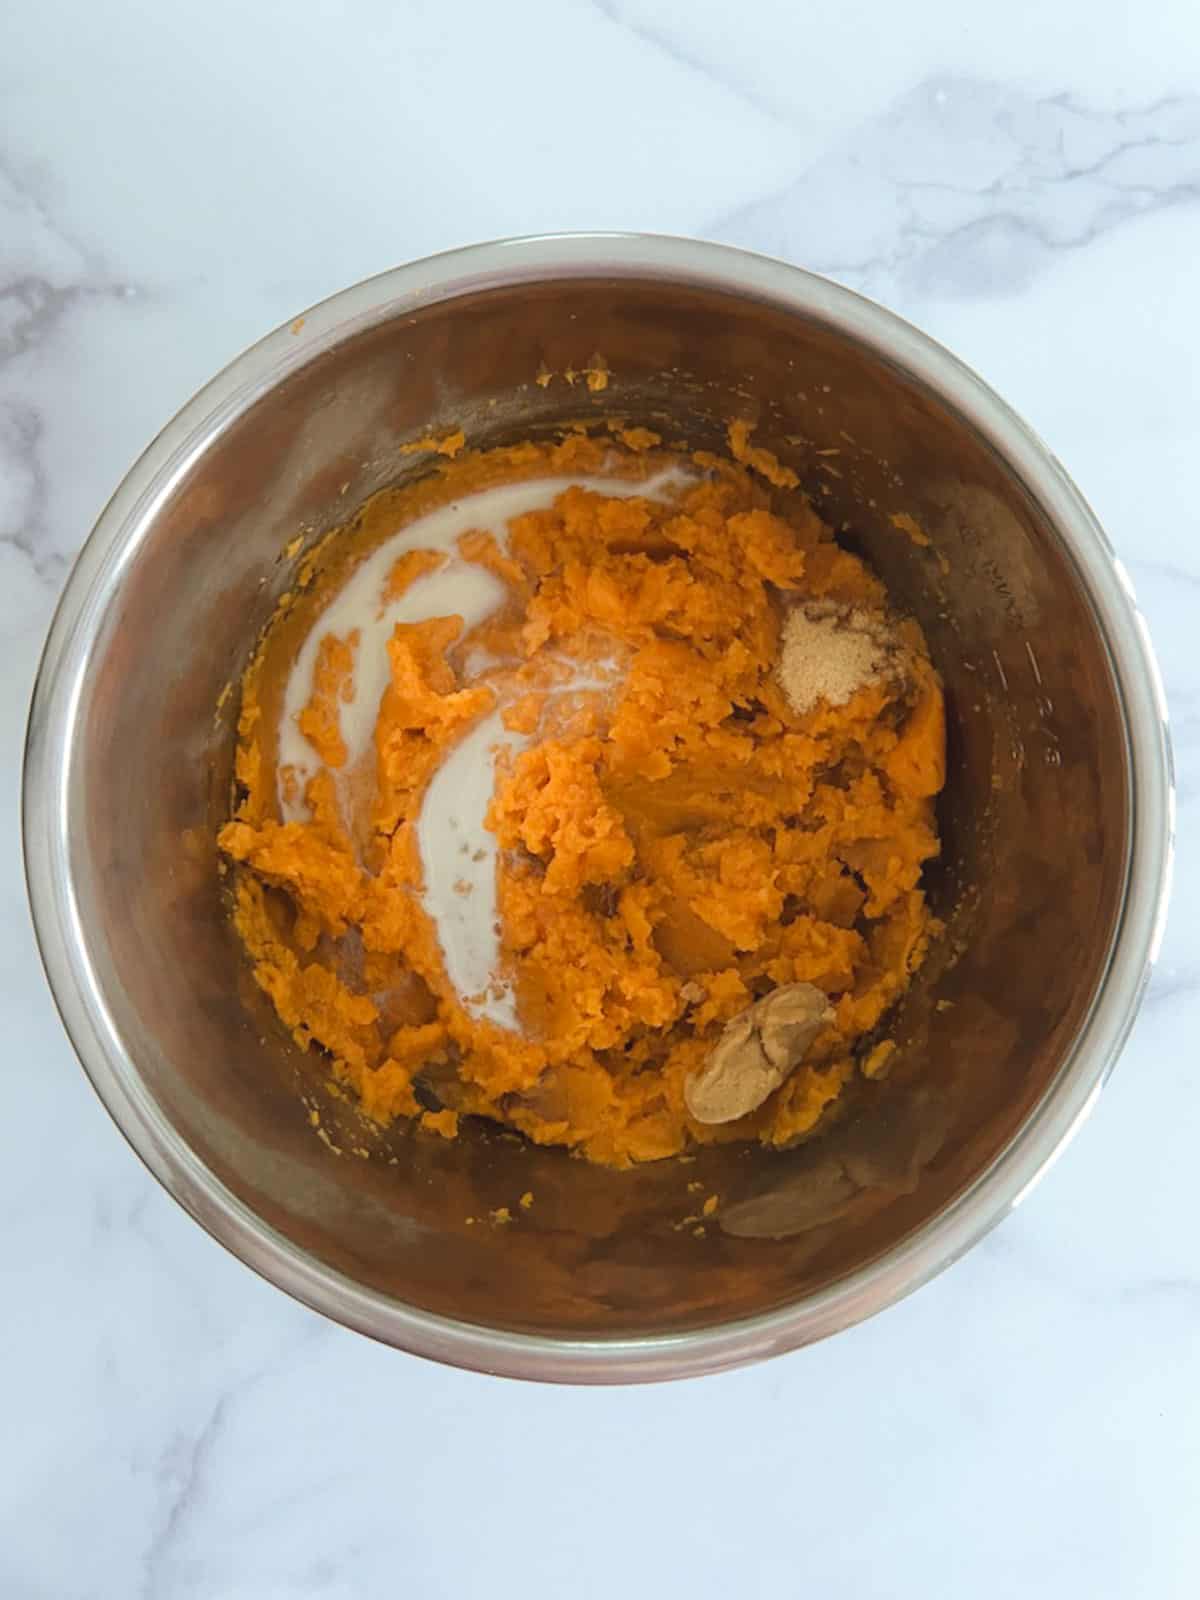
top-left (26, 239), bottom-right (1164, 1380)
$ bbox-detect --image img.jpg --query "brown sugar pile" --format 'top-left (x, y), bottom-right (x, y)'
top-left (778, 601), bottom-right (906, 716)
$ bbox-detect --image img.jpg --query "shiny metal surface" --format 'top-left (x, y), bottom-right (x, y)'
top-left (23, 235), bottom-right (1173, 1382)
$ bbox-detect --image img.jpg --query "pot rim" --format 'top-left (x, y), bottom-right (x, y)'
top-left (21, 232), bottom-right (1175, 1383)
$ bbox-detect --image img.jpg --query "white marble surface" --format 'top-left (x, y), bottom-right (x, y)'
top-left (2, 1), bottom-right (1198, 1593)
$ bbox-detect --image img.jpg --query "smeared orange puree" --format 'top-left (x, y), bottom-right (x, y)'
top-left (219, 430), bottom-right (945, 1167)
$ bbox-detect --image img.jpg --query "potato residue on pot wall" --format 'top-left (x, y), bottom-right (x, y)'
top-left (219, 425), bottom-right (946, 1167)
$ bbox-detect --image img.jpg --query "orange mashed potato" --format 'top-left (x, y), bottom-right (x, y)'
top-left (220, 430), bottom-right (945, 1167)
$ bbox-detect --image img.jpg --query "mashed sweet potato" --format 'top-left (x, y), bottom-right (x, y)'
top-left (220, 430), bottom-right (945, 1167)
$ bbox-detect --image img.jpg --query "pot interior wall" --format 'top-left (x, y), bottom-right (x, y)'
top-left (75, 276), bottom-right (1128, 1338)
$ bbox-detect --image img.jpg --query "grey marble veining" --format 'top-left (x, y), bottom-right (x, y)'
top-left (715, 79), bottom-right (1200, 303)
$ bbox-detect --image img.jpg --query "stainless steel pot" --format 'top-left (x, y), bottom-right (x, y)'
top-left (23, 235), bottom-right (1173, 1382)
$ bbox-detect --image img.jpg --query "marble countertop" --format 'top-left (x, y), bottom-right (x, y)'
top-left (3, 2), bottom-right (1198, 1595)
